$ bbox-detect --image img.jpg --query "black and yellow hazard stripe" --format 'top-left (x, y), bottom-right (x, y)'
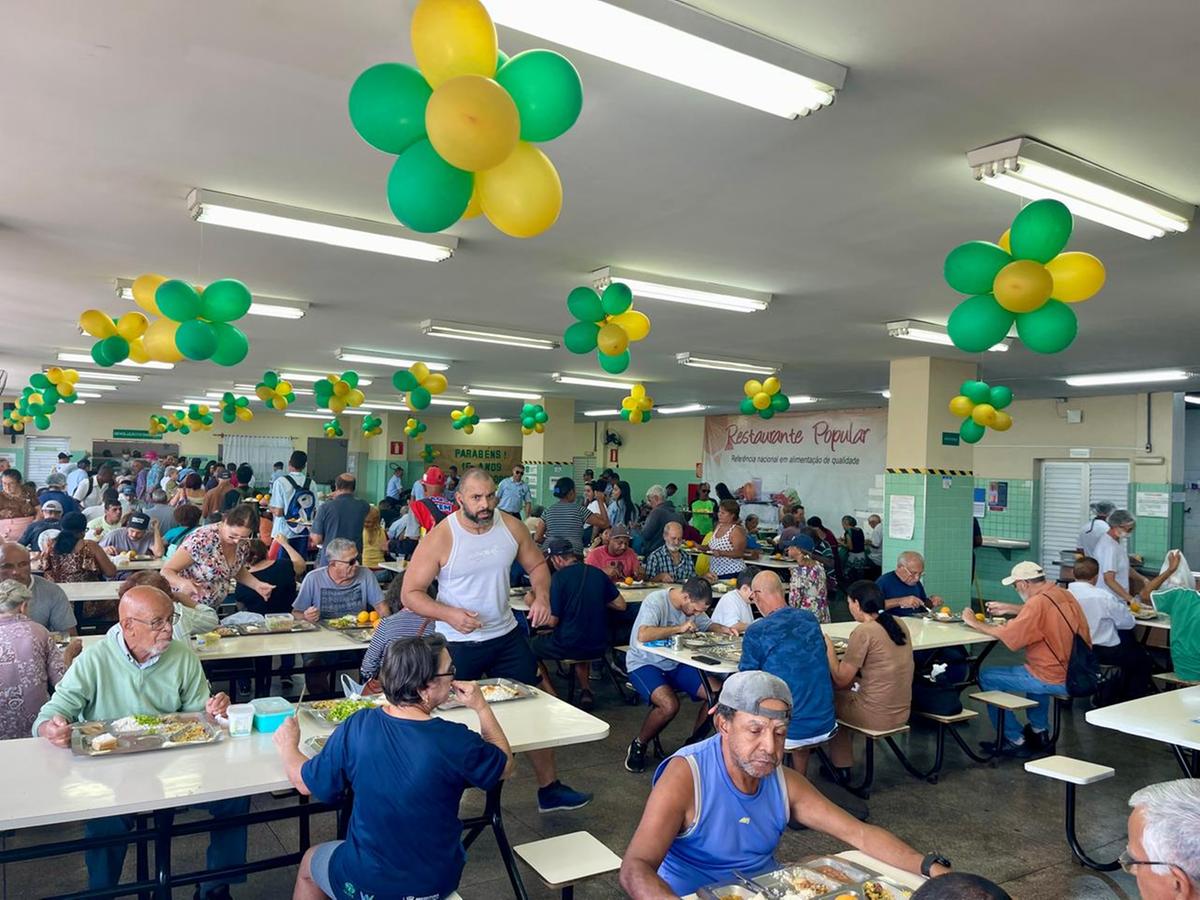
top-left (886, 467), bottom-right (973, 476)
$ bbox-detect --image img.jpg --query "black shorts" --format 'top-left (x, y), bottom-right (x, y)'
top-left (528, 634), bottom-right (604, 663)
top-left (446, 626), bottom-right (540, 686)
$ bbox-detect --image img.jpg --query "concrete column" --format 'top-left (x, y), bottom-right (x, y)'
top-left (523, 396), bottom-right (575, 510)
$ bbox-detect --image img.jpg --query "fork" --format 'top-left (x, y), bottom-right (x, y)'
top-left (732, 870), bottom-right (784, 900)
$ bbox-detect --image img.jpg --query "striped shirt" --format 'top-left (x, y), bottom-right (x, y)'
top-left (542, 501), bottom-right (586, 551)
top-left (360, 610), bottom-right (431, 679)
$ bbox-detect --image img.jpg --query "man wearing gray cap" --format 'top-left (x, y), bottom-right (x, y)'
top-left (621, 670), bottom-right (948, 896)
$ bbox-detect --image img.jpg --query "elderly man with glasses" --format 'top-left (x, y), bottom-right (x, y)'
top-left (495, 464), bottom-right (532, 519)
top-left (1124, 779), bottom-right (1200, 898)
top-left (876, 550), bottom-right (943, 616)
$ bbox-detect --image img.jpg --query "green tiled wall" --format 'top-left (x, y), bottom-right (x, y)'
top-left (1127, 482), bottom-right (1177, 569)
top-left (883, 472), bottom-right (973, 603)
top-left (974, 478), bottom-right (1034, 540)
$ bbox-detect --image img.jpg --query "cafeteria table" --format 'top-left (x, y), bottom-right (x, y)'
top-left (377, 559), bottom-right (406, 573)
top-left (59, 581), bottom-right (120, 602)
top-left (78, 626), bottom-right (368, 660)
top-left (821, 615), bottom-right (1000, 685)
top-left (1085, 683), bottom-right (1200, 776)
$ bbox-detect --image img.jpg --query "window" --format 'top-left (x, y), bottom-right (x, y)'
top-left (1039, 461), bottom-right (1129, 577)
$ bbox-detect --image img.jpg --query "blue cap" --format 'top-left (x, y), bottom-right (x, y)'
top-left (782, 533), bottom-right (815, 551)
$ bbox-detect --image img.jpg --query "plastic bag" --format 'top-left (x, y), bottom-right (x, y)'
top-left (219, 611), bottom-right (267, 627)
top-left (1159, 551), bottom-right (1194, 591)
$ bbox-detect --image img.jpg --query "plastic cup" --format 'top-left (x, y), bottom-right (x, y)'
top-left (227, 703), bottom-right (254, 738)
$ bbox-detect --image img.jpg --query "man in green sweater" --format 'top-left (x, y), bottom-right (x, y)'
top-left (34, 586), bottom-right (245, 900)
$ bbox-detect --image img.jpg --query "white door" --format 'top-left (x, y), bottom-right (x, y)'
top-left (1039, 460), bottom-right (1130, 578)
top-left (24, 436), bottom-right (72, 486)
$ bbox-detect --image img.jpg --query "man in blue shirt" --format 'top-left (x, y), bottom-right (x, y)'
top-left (37, 472), bottom-right (81, 516)
top-left (495, 464), bottom-right (532, 518)
top-left (876, 550), bottom-right (941, 616)
top-left (385, 463), bottom-right (405, 501)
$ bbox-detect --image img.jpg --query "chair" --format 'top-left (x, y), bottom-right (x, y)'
top-left (513, 831), bottom-right (621, 899)
top-left (1024, 755), bottom-right (1119, 871)
top-left (969, 690), bottom-right (1038, 761)
top-left (817, 720), bottom-right (911, 797)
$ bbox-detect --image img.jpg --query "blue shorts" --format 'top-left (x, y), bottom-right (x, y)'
top-left (309, 839), bottom-right (343, 898)
top-left (629, 664), bottom-right (705, 703)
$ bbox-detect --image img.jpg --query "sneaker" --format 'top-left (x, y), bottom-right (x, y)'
top-left (979, 738), bottom-right (1031, 759)
top-left (1023, 724), bottom-right (1047, 751)
top-left (537, 780), bottom-right (593, 813)
top-left (577, 689), bottom-right (595, 712)
top-left (625, 738), bottom-right (648, 773)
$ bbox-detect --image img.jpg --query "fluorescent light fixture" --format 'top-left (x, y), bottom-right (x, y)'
top-left (593, 266), bottom-right (770, 313)
top-left (233, 383), bottom-right (313, 396)
top-left (967, 137), bottom-right (1195, 240)
top-left (420, 319), bottom-right (559, 351)
top-left (1063, 369), bottom-right (1189, 387)
top-left (487, 0), bottom-right (845, 119)
top-left (464, 386), bottom-right (543, 400)
top-left (73, 383), bottom-right (118, 392)
top-left (658, 403), bottom-right (706, 415)
top-left (880, 390), bottom-right (891, 400)
top-left (74, 392), bottom-right (103, 399)
top-left (115, 279), bottom-right (308, 319)
top-left (180, 397), bottom-right (216, 406)
top-left (788, 395), bottom-right (818, 404)
top-left (886, 320), bottom-right (1010, 352)
top-left (284, 412), bottom-right (336, 421)
top-left (337, 348), bottom-right (450, 370)
top-left (187, 189), bottom-right (456, 261)
top-left (479, 417), bottom-right (508, 423)
top-left (46, 369), bottom-right (141, 383)
top-left (427, 397), bottom-right (469, 407)
top-left (359, 402), bottom-right (411, 412)
top-left (57, 352), bottom-right (173, 370)
top-left (552, 373), bottom-right (638, 391)
top-left (583, 409), bottom-right (620, 417)
top-left (676, 352), bottom-right (779, 375)
top-left (280, 372), bottom-right (374, 387)
top-left (1186, 395), bottom-right (1200, 406)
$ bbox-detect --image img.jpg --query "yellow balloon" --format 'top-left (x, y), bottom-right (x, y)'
top-left (993, 260), bottom-right (1053, 313)
top-left (631, 384), bottom-right (646, 400)
top-left (334, 381), bottom-right (350, 397)
top-left (597, 322), bottom-right (629, 356)
top-left (998, 229), bottom-right (1011, 253)
top-left (57, 383), bottom-right (76, 398)
top-left (127, 338), bottom-right (149, 364)
top-left (762, 376), bottom-right (781, 395)
top-left (971, 403), bottom-right (997, 426)
top-left (79, 309), bottom-right (116, 339)
top-left (424, 373), bottom-right (448, 394)
top-left (46, 367), bottom-right (64, 384)
top-left (132, 274), bottom-right (167, 315)
top-left (276, 381), bottom-right (293, 396)
top-left (463, 425), bottom-right (474, 434)
top-left (463, 405), bottom-right (475, 417)
top-left (694, 554), bottom-right (710, 577)
top-left (64, 369), bottom-right (78, 382)
top-left (116, 311), bottom-right (148, 341)
top-left (991, 411), bottom-right (1013, 432)
top-left (411, 362), bottom-right (430, 383)
top-left (411, 0), bottom-right (498, 88)
top-left (463, 183), bottom-right (483, 219)
top-left (198, 405), bottom-right (210, 415)
top-left (143, 317), bottom-right (183, 362)
top-left (752, 392), bottom-right (771, 410)
top-left (609, 310), bottom-right (651, 342)
top-left (948, 395), bottom-right (974, 417)
top-left (1045, 251), bottom-right (1106, 303)
top-left (426, 75), bottom-right (520, 172)
top-left (346, 389), bottom-right (365, 407)
top-left (477, 142), bottom-right (563, 239)
top-left (237, 407), bottom-right (253, 421)
top-left (330, 397), bottom-right (346, 414)
top-left (744, 380), bottom-right (763, 397)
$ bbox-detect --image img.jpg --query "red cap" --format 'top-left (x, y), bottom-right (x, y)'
top-left (422, 466), bottom-right (446, 486)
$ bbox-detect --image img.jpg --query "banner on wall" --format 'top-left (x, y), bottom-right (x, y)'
top-left (702, 408), bottom-right (887, 525)
top-left (430, 443), bottom-right (522, 479)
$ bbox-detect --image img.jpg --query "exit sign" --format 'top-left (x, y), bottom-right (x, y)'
top-left (941, 432), bottom-right (960, 446)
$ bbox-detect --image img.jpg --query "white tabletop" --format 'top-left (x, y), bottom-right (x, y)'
top-left (1135, 613), bottom-right (1172, 631)
top-left (59, 581), bottom-right (120, 602)
top-left (1085, 683), bottom-right (1200, 751)
top-left (821, 616), bottom-right (998, 651)
top-left (637, 642), bottom-right (738, 675)
top-left (682, 548), bottom-right (797, 571)
top-left (112, 558), bottom-right (165, 571)
top-left (80, 628), bottom-right (367, 661)
top-left (509, 584), bottom-right (658, 611)
top-left (377, 560), bottom-right (406, 573)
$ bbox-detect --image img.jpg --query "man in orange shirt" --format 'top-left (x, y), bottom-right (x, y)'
top-left (963, 561), bottom-right (1091, 757)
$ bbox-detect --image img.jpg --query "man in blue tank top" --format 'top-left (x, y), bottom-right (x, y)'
top-left (620, 671), bottom-right (951, 896)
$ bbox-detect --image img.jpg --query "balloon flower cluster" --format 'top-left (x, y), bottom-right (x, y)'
top-left (255, 371), bottom-right (297, 411)
top-left (404, 417), bottom-right (427, 439)
top-left (219, 393), bottom-right (254, 424)
top-left (564, 282), bottom-right (651, 375)
top-left (315, 372), bottom-right (366, 414)
top-left (451, 405), bottom-right (480, 434)
top-left (349, 0), bottom-right (582, 238)
top-left (420, 445), bottom-right (440, 464)
top-left (620, 384), bottom-right (654, 424)
top-left (740, 377), bottom-right (790, 420)
top-left (392, 363), bottom-right (448, 410)
top-left (361, 415), bottom-right (383, 438)
top-left (148, 415), bottom-right (169, 436)
top-left (165, 405), bottom-right (214, 435)
top-left (520, 403), bottom-right (548, 435)
top-left (7, 369), bottom-right (81, 431)
top-left (944, 199), bottom-right (1105, 355)
top-left (324, 419), bottom-right (344, 438)
top-left (948, 380), bottom-right (1014, 444)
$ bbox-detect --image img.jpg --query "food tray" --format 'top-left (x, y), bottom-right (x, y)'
top-left (618, 580), bottom-right (646, 589)
top-left (437, 677), bottom-right (537, 710)
top-left (1132, 609), bottom-right (1160, 620)
top-left (71, 712), bottom-right (222, 757)
top-left (701, 857), bottom-right (913, 900)
top-left (711, 646), bottom-right (743, 663)
top-left (929, 611), bottom-right (957, 622)
top-left (213, 620), bottom-right (318, 637)
top-left (303, 735), bottom-right (327, 756)
top-left (338, 628), bottom-right (378, 644)
top-left (299, 696), bottom-right (386, 725)
top-left (319, 616), bottom-right (378, 633)
top-left (679, 633), bottom-right (736, 650)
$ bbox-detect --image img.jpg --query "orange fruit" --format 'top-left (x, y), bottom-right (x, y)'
top-left (975, 612), bottom-right (986, 622)
top-left (357, 611), bottom-right (371, 625)
top-left (1130, 602), bottom-right (1141, 613)
top-left (369, 611), bottom-right (380, 623)
top-left (624, 577), bottom-right (634, 585)
top-left (940, 606), bottom-right (951, 615)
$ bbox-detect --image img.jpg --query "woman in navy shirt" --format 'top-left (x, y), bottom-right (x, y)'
top-left (274, 635), bottom-right (514, 899)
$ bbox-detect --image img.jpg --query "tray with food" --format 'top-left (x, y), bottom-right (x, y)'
top-left (618, 579), bottom-right (646, 589)
top-left (1131, 608), bottom-right (1160, 620)
top-left (320, 612), bottom-right (381, 632)
top-left (300, 695), bottom-right (386, 725)
top-left (71, 712), bottom-right (221, 756)
top-left (437, 677), bottom-right (537, 710)
top-left (700, 856), bottom-right (912, 900)
top-left (678, 632), bottom-right (737, 650)
top-left (711, 645), bottom-right (743, 663)
top-left (303, 735), bottom-right (328, 755)
top-left (212, 619), bottom-right (319, 638)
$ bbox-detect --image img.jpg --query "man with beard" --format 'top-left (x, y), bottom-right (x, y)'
top-left (620, 671), bottom-right (949, 897)
top-left (403, 468), bottom-right (593, 813)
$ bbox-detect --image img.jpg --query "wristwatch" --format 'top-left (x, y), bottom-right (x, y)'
top-left (921, 852), bottom-right (951, 878)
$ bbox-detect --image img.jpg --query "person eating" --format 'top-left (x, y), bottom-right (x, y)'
top-left (585, 524), bottom-right (645, 582)
top-left (876, 550), bottom-right (942, 615)
top-left (98, 512), bottom-right (165, 559)
top-left (644, 521), bottom-right (701, 584)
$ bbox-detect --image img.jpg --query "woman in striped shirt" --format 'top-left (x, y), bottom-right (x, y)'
top-left (542, 477), bottom-right (592, 552)
top-left (361, 576), bottom-right (431, 686)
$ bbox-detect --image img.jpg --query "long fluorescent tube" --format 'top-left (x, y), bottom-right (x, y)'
top-left (552, 373), bottom-right (638, 391)
top-left (1186, 395), bottom-right (1200, 406)
top-left (188, 189), bottom-right (456, 262)
top-left (233, 383), bottom-right (313, 396)
top-left (967, 138), bottom-right (1194, 240)
top-left (676, 352), bottom-right (779, 375)
top-left (594, 266), bottom-right (770, 313)
top-left (658, 403), bottom-right (706, 415)
top-left (74, 392), bottom-right (103, 399)
top-left (478, 417), bottom-right (508, 423)
top-left (1063, 369), bottom-right (1189, 387)
top-left (427, 397), bottom-right (469, 407)
top-left (284, 412), bottom-right (338, 421)
top-left (583, 409), bottom-right (620, 417)
top-left (421, 319), bottom-right (559, 351)
top-left (359, 402), bottom-right (411, 412)
top-left (337, 348), bottom-right (450, 370)
top-left (47, 369), bottom-right (141, 383)
top-left (280, 372), bottom-right (374, 387)
top-left (73, 383), bottom-right (119, 392)
top-left (284, 408), bottom-right (372, 418)
top-left (464, 386), bottom-right (543, 400)
top-left (487, 0), bottom-right (845, 119)
top-left (788, 395), bottom-right (818, 404)
top-left (886, 320), bottom-right (1010, 352)
top-left (115, 279), bottom-right (308, 320)
top-left (57, 352), bottom-right (173, 370)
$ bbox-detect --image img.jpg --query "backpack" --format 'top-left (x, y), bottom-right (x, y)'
top-left (1046, 597), bottom-right (1101, 698)
top-left (283, 475), bottom-right (316, 531)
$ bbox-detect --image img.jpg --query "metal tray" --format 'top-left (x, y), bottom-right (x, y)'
top-left (337, 628), bottom-right (378, 644)
top-left (71, 713), bottom-right (222, 757)
top-left (711, 646), bottom-right (743, 663)
top-left (438, 677), bottom-right (537, 710)
top-left (702, 857), bottom-right (911, 900)
top-left (303, 735), bottom-right (328, 756)
top-left (299, 696), bottom-right (386, 726)
top-left (679, 633), bottom-right (737, 650)
top-left (214, 620), bottom-right (318, 638)
top-left (319, 617), bottom-right (378, 633)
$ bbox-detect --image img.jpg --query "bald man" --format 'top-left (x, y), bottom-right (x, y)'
top-left (0, 542), bottom-right (76, 634)
top-left (34, 586), bottom-right (246, 897)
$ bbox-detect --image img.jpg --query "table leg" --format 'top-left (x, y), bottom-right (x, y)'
top-left (684, 672), bottom-right (719, 745)
top-left (461, 784), bottom-right (529, 900)
top-left (152, 809), bottom-right (175, 900)
top-left (965, 641), bottom-right (998, 686)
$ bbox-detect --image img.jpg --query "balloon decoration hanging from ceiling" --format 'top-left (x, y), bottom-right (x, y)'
top-left (943, 199), bottom-right (1105, 355)
top-left (563, 282), bottom-right (651, 375)
top-left (219, 392), bottom-right (254, 424)
top-left (255, 371), bottom-right (297, 411)
top-left (740, 376), bottom-right (790, 420)
top-left (620, 384), bottom-right (654, 424)
top-left (450, 404), bottom-right (479, 434)
top-left (148, 415), bottom-right (169, 436)
top-left (392, 363), bottom-right (448, 410)
top-left (348, 0), bottom-right (582, 238)
top-left (78, 310), bottom-right (149, 367)
top-left (948, 380), bottom-right (1014, 443)
top-left (404, 417), bottom-right (427, 439)
top-left (9, 369), bottom-right (82, 431)
top-left (420, 444), bottom-right (440, 464)
top-left (324, 419), bottom-right (344, 438)
top-left (164, 405), bottom-right (214, 435)
top-left (314, 372), bottom-right (366, 414)
top-left (361, 415), bottom-right (384, 437)
top-left (519, 403), bottom-right (548, 434)
top-left (120, 274), bottom-right (254, 366)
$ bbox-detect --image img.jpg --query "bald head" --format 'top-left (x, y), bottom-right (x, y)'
top-left (0, 542), bottom-right (32, 587)
top-left (457, 467), bottom-right (494, 491)
top-left (119, 585), bottom-right (173, 621)
top-left (752, 570), bottom-right (786, 614)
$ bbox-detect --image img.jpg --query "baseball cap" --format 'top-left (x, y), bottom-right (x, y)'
top-left (127, 513), bottom-right (151, 530)
top-left (544, 537), bottom-right (578, 557)
top-left (118, 483), bottom-right (135, 495)
top-left (422, 466), bottom-right (446, 486)
top-left (782, 533), bottom-right (815, 551)
top-left (716, 671), bottom-right (793, 721)
top-left (217, 470), bottom-right (232, 480)
top-left (40, 499), bottom-right (63, 513)
top-left (1001, 561), bottom-right (1045, 585)
top-left (609, 524), bottom-right (631, 539)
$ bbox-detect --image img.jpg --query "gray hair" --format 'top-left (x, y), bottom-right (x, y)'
top-left (645, 484), bottom-right (665, 502)
top-left (325, 537), bottom-right (358, 560)
top-left (0, 578), bottom-right (32, 614)
top-left (150, 489), bottom-right (168, 504)
top-left (1092, 501), bottom-right (1116, 517)
top-left (1129, 779), bottom-right (1200, 880)
top-left (46, 472), bottom-right (67, 487)
top-left (1108, 509), bottom-right (1135, 529)
top-left (898, 550), bottom-right (925, 567)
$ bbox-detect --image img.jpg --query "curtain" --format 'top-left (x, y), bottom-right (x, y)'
top-left (222, 435), bottom-right (295, 490)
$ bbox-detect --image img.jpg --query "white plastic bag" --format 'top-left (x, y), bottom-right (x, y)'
top-left (1158, 551), bottom-right (1194, 591)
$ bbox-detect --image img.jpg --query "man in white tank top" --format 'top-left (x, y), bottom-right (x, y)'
top-left (403, 468), bottom-right (593, 813)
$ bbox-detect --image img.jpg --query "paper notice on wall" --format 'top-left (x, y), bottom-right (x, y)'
top-left (1135, 491), bottom-right (1170, 518)
top-left (889, 494), bottom-right (915, 540)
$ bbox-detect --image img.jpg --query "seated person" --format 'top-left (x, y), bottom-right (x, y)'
top-left (743, 514), bottom-right (762, 550)
top-left (619, 671), bottom-right (949, 896)
top-left (162, 501), bottom-right (202, 556)
top-left (234, 538), bottom-right (304, 615)
top-left (0, 578), bottom-right (80, 740)
top-left (33, 586), bottom-right (241, 896)
top-left (876, 550), bottom-right (942, 616)
top-left (361, 576), bottom-right (433, 690)
top-left (644, 522), bottom-right (700, 585)
top-left (98, 512), bottom-right (164, 558)
top-left (1068, 555), bottom-right (1152, 700)
top-left (274, 635), bottom-right (514, 900)
top-left (783, 533), bottom-right (830, 623)
top-left (776, 513), bottom-right (801, 546)
top-left (117, 570), bottom-right (217, 640)
top-left (0, 541), bottom-right (78, 635)
top-left (585, 525), bottom-right (644, 582)
top-left (86, 496), bottom-right (124, 540)
top-left (911, 873), bottom-right (1011, 899)
top-left (740, 571), bottom-right (835, 774)
top-left (1125, 779), bottom-right (1200, 900)
top-left (19, 499), bottom-right (64, 550)
top-left (1144, 550), bottom-right (1200, 682)
top-left (623, 578), bottom-right (735, 773)
top-left (824, 580), bottom-right (914, 780)
top-left (711, 570), bottom-right (756, 632)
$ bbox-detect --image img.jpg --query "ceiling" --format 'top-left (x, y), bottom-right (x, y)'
top-left (2, 0), bottom-right (1198, 421)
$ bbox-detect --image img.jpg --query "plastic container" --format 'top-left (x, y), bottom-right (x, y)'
top-left (250, 696), bottom-right (294, 733)
top-left (265, 613), bottom-right (294, 633)
top-left (226, 703), bottom-right (254, 738)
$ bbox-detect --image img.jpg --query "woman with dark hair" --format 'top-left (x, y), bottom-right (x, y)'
top-left (163, 503), bottom-right (203, 556)
top-left (162, 504), bottom-right (273, 608)
top-left (273, 634), bottom-right (514, 900)
top-left (823, 580), bottom-right (914, 777)
top-left (713, 482), bottom-right (734, 503)
top-left (43, 512), bottom-right (118, 620)
top-left (607, 479), bottom-right (636, 530)
top-left (702, 499), bottom-right (747, 578)
top-left (173, 472), bottom-right (206, 508)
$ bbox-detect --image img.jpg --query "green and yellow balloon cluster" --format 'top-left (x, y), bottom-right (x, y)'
top-left (314, 372), bottom-right (366, 414)
top-left (164, 405), bottom-right (214, 435)
top-left (404, 417), bottom-right (427, 438)
top-left (392, 362), bottom-right (448, 410)
top-left (420, 445), bottom-right (440, 464)
top-left (620, 384), bottom-right (654, 424)
top-left (948, 380), bottom-right (1014, 444)
top-left (944, 199), bottom-right (1105, 355)
top-left (78, 310), bottom-right (151, 367)
top-left (362, 415), bottom-right (383, 438)
top-left (220, 393), bottom-right (254, 424)
top-left (740, 377), bottom-right (790, 420)
top-left (7, 369), bottom-right (81, 431)
top-left (520, 403), bottom-right (548, 435)
top-left (148, 415), bottom-right (169, 436)
top-left (349, 0), bottom-right (582, 238)
top-left (255, 371), bottom-right (297, 411)
top-left (324, 419), bottom-right (344, 438)
top-left (451, 404), bottom-right (479, 434)
top-left (563, 282), bottom-right (651, 375)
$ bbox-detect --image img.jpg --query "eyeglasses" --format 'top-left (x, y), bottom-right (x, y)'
top-left (1118, 848), bottom-right (1173, 874)
top-left (899, 562), bottom-right (924, 579)
top-left (330, 558), bottom-right (360, 568)
top-left (433, 665), bottom-right (457, 679)
top-left (127, 612), bottom-right (181, 631)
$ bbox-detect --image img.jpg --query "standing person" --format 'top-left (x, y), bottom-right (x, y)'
top-left (1077, 501), bottom-right (1117, 558)
top-left (37, 472), bottom-right (80, 516)
top-left (309, 474), bottom-right (371, 566)
top-left (0, 543), bottom-right (77, 635)
top-left (495, 464), bottom-right (532, 519)
top-left (865, 514), bottom-right (884, 577)
top-left (270, 461), bottom-right (286, 484)
top-left (782, 533), bottom-right (830, 623)
top-left (174, 473), bottom-right (207, 509)
top-left (201, 469), bottom-right (237, 518)
top-left (702, 499), bottom-right (747, 579)
top-left (66, 458), bottom-right (91, 499)
top-left (581, 479), bottom-right (610, 546)
top-left (1143, 551), bottom-right (1200, 681)
top-left (402, 468), bottom-right (593, 812)
top-left (162, 505), bottom-right (274, 609)
top-left (1094, 509), bottom-right (1137, 605)
top-left (640, 485), bottom-right (684, 557)
top-left (444, 465), bottom-right (460, 493)
top-left (410, 467), bottom-right (457, 536)
top-left (542, 477), bottom-right (588, 552)
top-left (269, 451), bottom-right (315, 559)
top-left (0, 578), bottom-right (81, 740)
top-left (385, 463), bottom-right (405, 501)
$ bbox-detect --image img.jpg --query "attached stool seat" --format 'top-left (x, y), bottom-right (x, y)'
top-left (514, 831), bottom-right (621, 899)
top-left (1025, 755), bottom-right (1119, 871)
top-left (970, 691), bottom-right (1037, 763)
top-left (896, 708), bottom-right (983, 780)
top-left (816, 720), bottom-right (910, 798)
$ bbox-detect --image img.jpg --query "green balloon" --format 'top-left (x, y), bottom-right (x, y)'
top-left (43, 386), bottom-right (60, 404)
top-left (176, 319), bottom-right (218, 360)
top-left (29, 373), bottom-right (50, 389)
top-left (200, 279), bottom-right (252, 322)
top-left (598, 349), bottom-right (630, 374)
top-left (34, 414), bottom-right (51, 430)
top-left (740, 397), bottom-right (755, 415)
top-left (495, 49), bottom-right (583, 143)
top-left (62, 392), bottom-right (77, 404)
top-left (393, 371), bottom-right (419, 391)
top-left (100, 334), bottom-right (130, 364)
top-left (348, 63), bottom-right (431, 155)
top-left (566, 286), bottom-right (604, 322)
top-left (601, 282), bottom-right (633, 316)
top-left (222, 408), bottom-right (237, 424)
top-left (771, 393), bottom-right (790, 412)
top-left (759, 407), bottom-right (775, 420)
top-left (1016, 300), bottom-right (1077, 354)
top-left (620, 409), bottom-right (631, 421)
top-left (989, 385), bottom-right (1014, 409)
top-left (209, 323), bottom-right (249, 366)
top-left (1010, 199), bottom-right (1073, 264)
top-left (386, 139), bottom-right (473, 233)
top-left (156, 279), bottom-right (203, 322)
top-left (179, 425), bottom-right (190, 435)
top-left (342, 371), bottom-right (359, 389)
top-left (262, 370), bottom-right (279, 387)
top-left (960, 419), bottom-right (986, 444)
top-left (943, 241), bottom-right (1011, 295)
top-left (496, 50), bottom-right (509, 69)
top-left (946, 294), bottom-right (1015, 353)
top-left (564, 320), bottom-right (600, 354)
top-left (410, 386), bottom-right (432, 409)
top-left (962, 380), bottom-right (991, 404)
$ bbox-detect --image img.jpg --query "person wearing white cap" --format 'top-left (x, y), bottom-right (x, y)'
top-left (964, 561), bottom-right (1091, 757)
top-left (18, 500), bottom-right (64, 550)
top-left (620, 670), bottom-right (949, 896)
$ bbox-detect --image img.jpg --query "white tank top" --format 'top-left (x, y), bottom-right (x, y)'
top-left (435, 513), bottom-right (520, 643)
